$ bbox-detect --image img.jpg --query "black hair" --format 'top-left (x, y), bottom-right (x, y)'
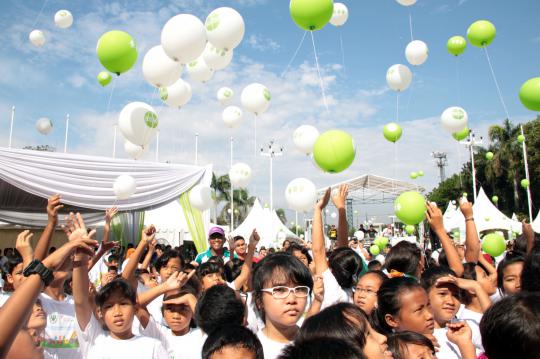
top-left (195, 284), bottom-right (244, 334)
top-left (286, 243), bottom-right (312, 265)
top-left (437, 249), bottom-right (449, 268)
top-left (480, 292), bottom-right (540, 359)
top-left (367, 260), bottom-right (382, 271)
top-left (384, 241), bottom-right (422, 277)
top-left (155, 244), bottom-right (164, 251)
top-left (359, 270), bottom-right (389, 286)
top-left (521, 249), bottom-right (540, 293)
top-left (297, 302), bottom-right (369, 349)
top-left (155, 249), bottom-right (184, 273)
top-left (127, 243), bottom-right (134, 249)
top-left (496, 251), bottom-right (525, 293)
top-left (223, 258), bottom-right (243, 283)
top-left (207, 256), bottom-right (225, 266)
top-left (197, 261), bottom-right (225, 280)
top-left (420, 266), bottom-right (456, 291)
top-left (387, 331), bottom-right (435, 359)
top-left (95, 278), bottom-right (136, 308)
top-left (375, 277), bottom-right (425, 334)
top-left (106, 254), bottom-right (119, 263)
top-left (328, 247), bottom-right (365, 288)
top-left (233, 236), bottom-right (245, 242)
top-left (4, 255), bottom-right (22, 276)
top-left (252, 253), bottom-right (313, 320)
top-left (278, 338), bottom-right (365, 359)
top-left (202, 324), bottom-right (263, 359)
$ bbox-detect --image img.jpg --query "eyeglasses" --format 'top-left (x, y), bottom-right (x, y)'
top-left (260, 286), bottom-right (310, 299)
top-left (353, 287), bottom-right (377, 296)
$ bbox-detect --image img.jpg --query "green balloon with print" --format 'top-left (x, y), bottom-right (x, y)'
top-left (383, 122), bottom-right (402, 143)
top-left (467, 20), bottom-right (496, 47)
top-left (482, 233), bottom-right (505, 257)
top-left (96, 30), bottom-right (138, 75)
top-left (394, 191), bottom-right (426, 225)
top-left (405, 225), bottom-right (415, 235)
top-left (447, 36), bottom-right (467, 56)
top-left (519, 78), bottom-right (540, 111)
top-left (290, 0), bottom-right (334, 31)
top-left (97, 71), bottom-right (112, 87)
top-left (452, 126), bottom-right (469, 141)
top-left (144, 111), bottom-right (158, 129)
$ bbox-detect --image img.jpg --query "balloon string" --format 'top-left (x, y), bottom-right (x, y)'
top-left (31, 0), bottom-right (49, 28)
top-left (310, 31), bottom-right (329, 112)
top-left (455, 57), bottom-right (461, 104)
top-left (483, 46), bottom-right (511, 120)
top-left (281, 31), bottom-right (307, 78)
top-left (396, 93), bottom-right (400, 122)
top-left (456, 141), bottom-right (463, 188)
top-left (339, 32), bottom-right (346, 74)
top-left (105, 78), bottom-right (117, 114)
top-left (254, 115), bottom-right (258, 157)
top-left (408, 8), bottom-right (414, 42)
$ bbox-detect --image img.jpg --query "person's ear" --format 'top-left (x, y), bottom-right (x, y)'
top-left (6, 274), bottom-right (14, 285)
top-left (97, 307), bottom-right (103, 319)
top-left (385, 313), bottom-right (399, 329)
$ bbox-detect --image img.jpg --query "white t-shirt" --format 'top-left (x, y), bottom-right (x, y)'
top-left (320, 268), bottom-right (352, 310)
top-left (354, 231), bottom-right (365, 240)
top-left (88, 256), bottom-right (108, 289)
top-left (141, 316), bottom-right (196, 359)
top-left (177, 328), bottom-right (207, 359)
top-left (0, 292), bottom-right (11, 307)
top-left (257, 330), bottom-right (289, 359)
top-left (39, 293), bottom-right (81, 359)
top-left (433, 328), bottom-right (462, 359)
top-left (147, 294), bottom-right (164, 324)
top-left (456, 305), bottom-right (484, 352)
top-left (76, 314), bottom-right (168, 359)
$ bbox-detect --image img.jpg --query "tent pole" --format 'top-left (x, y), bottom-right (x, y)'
top-left (64, 114), bottom-right (69, 153)
top-left (8, 106), bottom-right (15, 149)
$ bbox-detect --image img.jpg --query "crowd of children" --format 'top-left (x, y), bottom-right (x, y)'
top-left (0, 185), bottom-right (539, 359)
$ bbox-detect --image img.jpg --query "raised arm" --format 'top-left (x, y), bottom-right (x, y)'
top-left (15, 230), bottom-right (34, 268)
top-left (34, 195), bottom-right (63, 260)
top-left (141, 239), bottom-right (156, 271)
top-left (522, 221), bottom-right (535, 254)
top-left (426, 202), bottom-right (464, 277)
top-left (459, 198), bottom-right (480, 263)
top-left (137, 271), bottom-right (194, 308)
top-left (313, 188), bottom-right (331, 275)
top-left (122, 226), bottom-right (155, 284)
top-left (88, 207), bottom-right (119, 271)
top-left (233, 229), bottom-right (259, 290)
top-left (331, 184), bottom-right (350, 249)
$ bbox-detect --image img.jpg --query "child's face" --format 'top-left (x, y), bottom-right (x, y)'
top-left (27, 300), bottom-right (47, 331)
top-left (210, 346), bottom-right (256, 359)
top-left (502, 262), bottom-right (523, 294)
top-left (353, 273), bottom-right (383, 315)
top-left (475, 266), bottom-right (497, 296)
top-left (235, 240), bottom-right (246, 255)
top-left (390, 288), bottom-right (434, 334)
top-left (261, 278), bottom-right (308, 329)
top-left (291, 250), bottom-right (308, 267)
top-left (402, 343), bottom-right (436, 359)
top-left (427, 284), bottom-right (460, 327)
top-left (162, 303), bottom-right (192, 335)
top-left (160, 258), bottom-right (182, 281)
top-left (7, 262), bottom-right (24, 290)
top-left (202, 272), bottom-right (225, 290)
top-left (362, 323), bottom-right (391, 359)
top-left (99, 291), bottom-right (135, 337)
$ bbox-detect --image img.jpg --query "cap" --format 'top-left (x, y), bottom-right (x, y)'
top-left (208, 226), bottom-right (225, 238)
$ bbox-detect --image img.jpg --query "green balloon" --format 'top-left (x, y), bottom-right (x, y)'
top-left (97, 71), bottom-right (112, 87)
top-left (485, 151), bottom-right (494, 161)
top-left (518, 134), bottom-right (525, 143)
top-left (369, 245), bottom-right (380, 256)
top-left (290, 0), bottom-right (333, 31)
top-left (521, 179), bottom-right (530, 188)
top-left (519, 77), bottom-right (540, 111)
top-left (410, 172), bottom-right (418, 179)
top-left (374, 236), bottom-right (388, 251)
top-left (96, 30), bottom-right (138, 75)
top-left (452, 231), bottom-right (460, 239)
top-left (383, 122), bottom-right (403, 143)
top-left (394, 191), bottom-right (426, 225)
top-left (418, 171), bottom-right (424, 177)
top-left (491, 195), bottom-right (498, 203)
top-left (405, 225), bottom-right (415, 235)
top-left (463, 192), bottom-right (468, 198)
top-left (482, 233), bottom-right (506, 257)
top-left (447, 36), bottom-right (467, 56)
top-left (379, 237), bottom-right (389, 248)
top-left (313, 130), bottom-right (356, 173)
top-left (467, 20), bottom-right (496, 47)
top-left (452, 126), bottom-right (469, 141)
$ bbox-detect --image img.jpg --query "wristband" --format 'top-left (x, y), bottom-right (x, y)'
top-left (465, 217), bottom-right (474, 222)
top-left (23, 259), bottom-right (54, 286)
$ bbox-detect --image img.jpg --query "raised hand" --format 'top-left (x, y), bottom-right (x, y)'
top-left (16, 230), bottom-right (34, 265)
top-left (164, 270), bottom-right (195, 292)
top-left (43, 233), bottom-right (98, 270)
top-left (141, 225), bottom-right (156, 245)
top-left (47, 194), bottom-right (64, 224)
top-left (62, 212), bottom-right (88, 241)
top-left (435, 275), bottom-right (480, 295)
top-left (312, 275), bottom-right (324, 303)
top-left (459, 197), bottom-right (473, 219)
top-left (426, 202), bottom-right (444, 233)
top-left (249, 229), bottom-right (260, 249)
top-left (446, 321), bottom-right (473, 347)
top-left (331, 184), bottom-right (349, 210)
top-left (315, 188), bottom-right (331, 211)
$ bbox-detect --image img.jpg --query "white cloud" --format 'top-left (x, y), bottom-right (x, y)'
top-left (246, 34), bottom-right (280, 52)
top-left (67, 74), bottom-right (87, 88)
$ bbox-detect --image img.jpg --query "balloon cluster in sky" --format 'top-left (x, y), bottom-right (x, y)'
top-left (29, 10), bottom-right (73, 47)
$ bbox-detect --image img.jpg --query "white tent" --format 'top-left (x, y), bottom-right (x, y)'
top-left (443, 201), bottom-right (464, 233)
top-left (532, 210), bottom-right (540, 233)
top-left (144, 199), bottom-right (190, 247)
top-left (230, 199), bottom-right (298, 249)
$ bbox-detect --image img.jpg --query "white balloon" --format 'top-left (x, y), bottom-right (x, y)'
top-left (142, 45), bottom-right (183, 88)
top-left (331, 212), bottom-right (337, 219)
top-left (123, 140), bottom-right (147, 160)
top-left (330, 3), bottom-right (349, 27)
top-left (189, 184), bottom-right (213, 211)
top-left (161, 14), bottom-right (207, 64)
top-left (202, 43), bottom-right (233, 71)
top-left (241, 83), bottom-right (270, 115)
top-left (396, 0), bottom-right (417, 6)
top-left (29, 30), bottom-right (45, 47)
top-left (36, 117), bottom-right (53, 135)
top-left (113, 174), bottom-right (136, 200)
top-left (54, 10), bottom-right (73, 29)
top-left (222, 106), bottom-right (243, 128)
top-left (293, 125), bottom-right (320, 155)
top-left (441, 107), bottom-right (468, 133)
top-left (229, 163), bottom-right (252, 187)
top-left (205, 7), bottom-right (245, 50)
top-left (285, 178), bottom-right (318, 212)
top-left (217, 87), bottom-right (234, 105)
top-left (118, 102), bottom-right (159, 146)
top-left (405, 40), bottom-right (429, 66)
top-left (160, 79), bottom-right (192, 108)
top-left (186, 57), bottom-right (214, 83)
top-left (386, 64), bottom-right (413, 92)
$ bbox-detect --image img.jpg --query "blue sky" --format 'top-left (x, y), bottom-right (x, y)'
top-left (0, 0), bottom-right (539, 224)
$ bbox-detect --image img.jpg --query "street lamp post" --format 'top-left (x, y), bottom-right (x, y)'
top-left (460, 130), bottom-right (483, 201)
top-left (260, 140), bottom-right (283, 212)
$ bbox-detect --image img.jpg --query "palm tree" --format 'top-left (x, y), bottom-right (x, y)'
top-left (211, 173), bottom-right (257, 226)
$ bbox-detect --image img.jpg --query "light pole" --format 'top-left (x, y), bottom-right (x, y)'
top-left (260, 140), bottom-right (283, 212)
top-left (520, 125), bottom-right (533, 222)
top-left (460, 129), bottom-right (483, 201)
top-left (431, 152), bottom-right (448, 182)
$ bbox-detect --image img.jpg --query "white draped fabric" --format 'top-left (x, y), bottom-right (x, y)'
top-left (0, 147), bottom-right (209, 211)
